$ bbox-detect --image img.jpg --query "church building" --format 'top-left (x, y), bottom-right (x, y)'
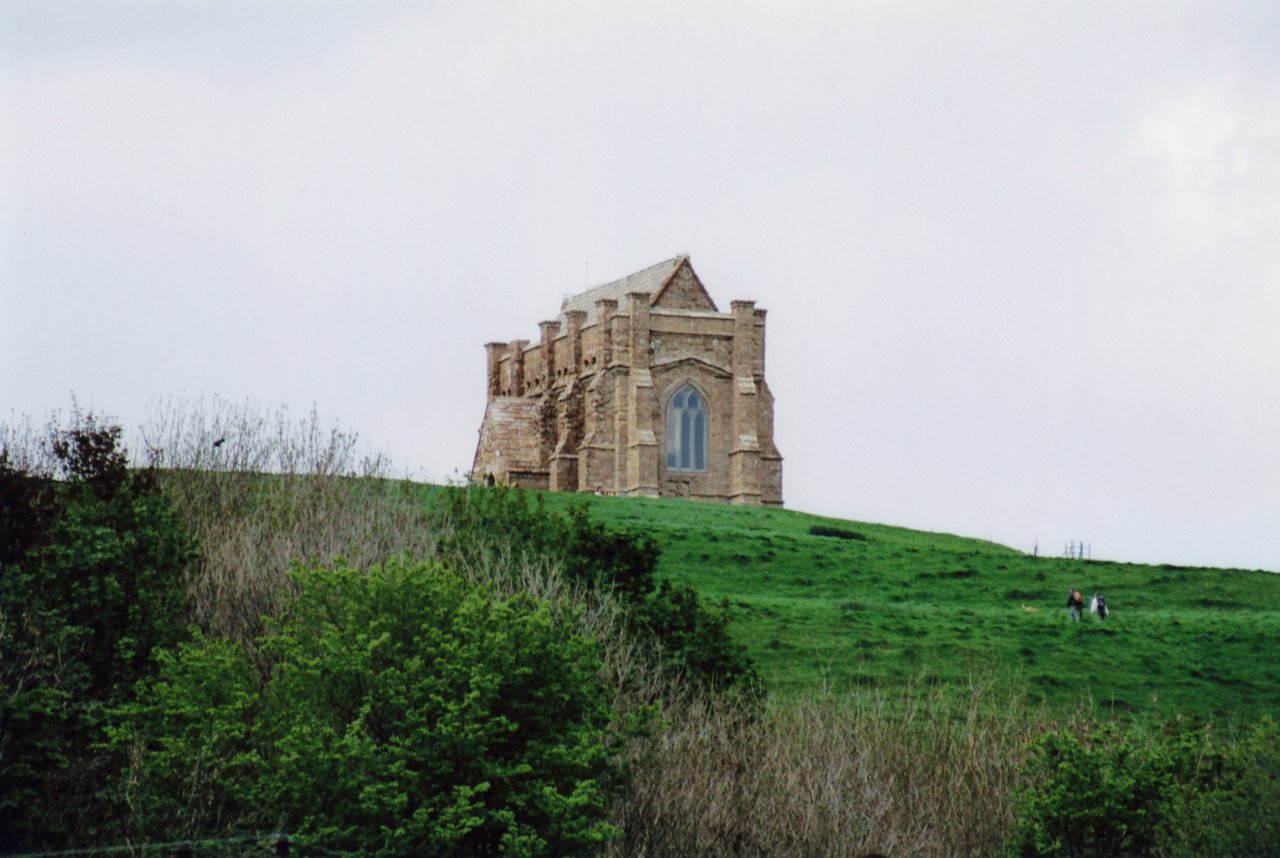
top-left (471, 256), bottom-right (783, 505)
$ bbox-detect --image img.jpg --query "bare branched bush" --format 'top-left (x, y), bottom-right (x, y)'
top-left (0, 413), bottom-right (50, 474)
top-left (611, 679), bottom-right (1050, 858)
top-left (129, 397), bottom-right (428, 639)
top-left (1, 400), bottom-right (119, 477)
top-left (142, 394), bottom-right (393, 476)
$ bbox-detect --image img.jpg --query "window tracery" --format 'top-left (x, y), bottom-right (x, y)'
top-left (666, 385), bottom-right (707, 471)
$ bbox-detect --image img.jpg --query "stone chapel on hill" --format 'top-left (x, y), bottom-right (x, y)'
top-left (471, 256), bottom-right (783, 505)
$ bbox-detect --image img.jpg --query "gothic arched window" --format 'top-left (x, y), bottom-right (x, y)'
top-left (666, 385), bottom-right (708, 471)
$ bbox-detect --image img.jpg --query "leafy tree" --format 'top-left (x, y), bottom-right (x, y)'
top-left (111, 560), bottom-right (626, 857)
top-left (0, 415), bottom-right (195, 847)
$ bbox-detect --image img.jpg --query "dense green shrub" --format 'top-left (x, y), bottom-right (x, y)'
top-left (106, 636), bottom-right (265, 837)
top-left (1160, 717), bottom-right (1280, 856)
top-left (440, 487), bottom-right (758, 695)
top-left (0, 416), bottom-right (195, 848)
top-left (560, 505), bottom-right (662, 602)
top-left (632, 580), bottom-right (759, 695)
top-left (1009, 727), bottom-right (1176, 856)
top-left (1006, 718), bottom-right (1280, 857)
top-left (110, 560), bottom-right (626, 857)
top-left (437, 487), bottom-right (659, 598)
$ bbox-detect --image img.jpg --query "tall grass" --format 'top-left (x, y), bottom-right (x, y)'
top-left (613, 678), bottom-right (1056, 858)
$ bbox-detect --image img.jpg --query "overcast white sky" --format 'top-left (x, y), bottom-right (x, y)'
top-left (3, 2), bottom-right (1278, 571)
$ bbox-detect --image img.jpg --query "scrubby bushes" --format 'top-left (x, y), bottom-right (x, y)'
top-left (145, 398), bottom-right (756, 698)
top-left (2, 403), bottom-right (755, 853)
top-left (109, 560), bottom-right (626, 857)
top-left (436, 487), bottom-right (760, 696)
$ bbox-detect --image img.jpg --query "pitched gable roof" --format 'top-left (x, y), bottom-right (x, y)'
top-left (559, 255), bottom-right (719, 326)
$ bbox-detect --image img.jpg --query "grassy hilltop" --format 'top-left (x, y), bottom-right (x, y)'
top-left (524, 491), bottom-right (1280, 720)
top-left (9, 405), bottom-right (1279, 855)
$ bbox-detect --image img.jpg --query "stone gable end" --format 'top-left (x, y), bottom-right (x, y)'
top-left (651, 262), bottom-right (719, 312)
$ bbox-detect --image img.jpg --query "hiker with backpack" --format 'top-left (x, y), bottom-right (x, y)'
top-left (1066, 589), bottom-right (1084, 622)
top-left (1091, 592), bottom-right (1109, 621)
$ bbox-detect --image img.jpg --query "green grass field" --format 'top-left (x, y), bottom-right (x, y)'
top-left (524, 492), bottom-right (1280, 721)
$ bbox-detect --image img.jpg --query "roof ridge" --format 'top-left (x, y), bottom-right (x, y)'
top-left (561, 255), bottom-right (687, 308)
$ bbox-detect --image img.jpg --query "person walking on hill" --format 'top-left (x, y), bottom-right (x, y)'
top-left (1066, 589), bottom-right (1084, 622)
top-left (1092, 592), bottom-right (1108, 621)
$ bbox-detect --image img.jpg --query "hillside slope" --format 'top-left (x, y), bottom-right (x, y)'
top-left (533, 492), bottom-right (1280, 720)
